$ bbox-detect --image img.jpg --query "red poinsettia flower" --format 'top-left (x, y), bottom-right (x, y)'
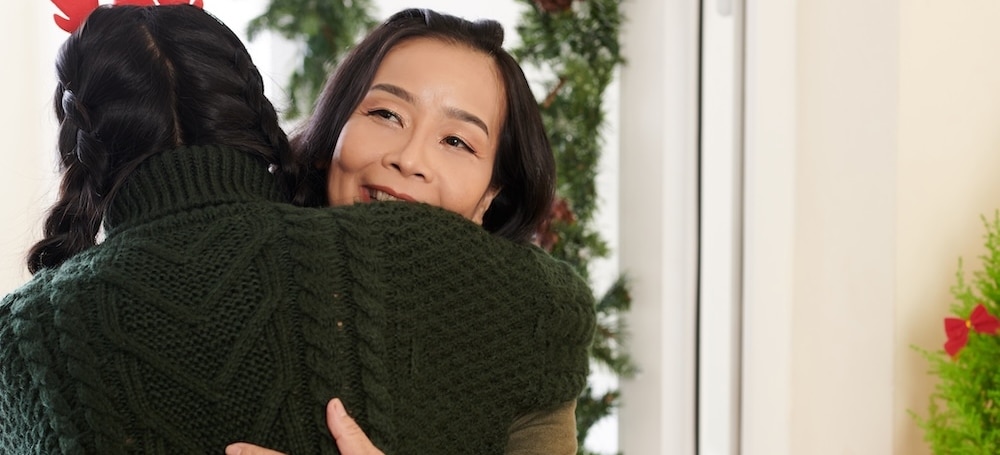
top-left (944, 303), bottom-right (1000, 358)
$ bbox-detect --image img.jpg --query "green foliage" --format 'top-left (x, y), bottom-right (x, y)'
top-left (513, 0), bottom-right (624, 226)
top-left (591, 276), bottom-right (636, 377)
top-left (575, 385), bottom-right (623, 455)
top-left (513, 2), bottom-right (634, 452)
top-left (916, 212), bottom-right (1000, 454)
top-left (548, 218), bottom-right (609, 276)
top-left (247, 0), bottom-right (376, 118)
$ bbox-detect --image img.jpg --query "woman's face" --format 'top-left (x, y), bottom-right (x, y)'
top-left (327, 37), bottom-right (505, 224)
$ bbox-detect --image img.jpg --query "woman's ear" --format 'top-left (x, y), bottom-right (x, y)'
top-left (471, 186), bottom-right (501, 225)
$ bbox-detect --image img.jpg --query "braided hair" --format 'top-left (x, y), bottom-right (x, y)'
top-left (27, 4), bottom-right (291, 274)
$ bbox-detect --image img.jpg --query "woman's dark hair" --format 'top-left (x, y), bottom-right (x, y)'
top-left (289, 8), bottom-right (555, 244)
top-left (27, 5), bottom-right (291, 274)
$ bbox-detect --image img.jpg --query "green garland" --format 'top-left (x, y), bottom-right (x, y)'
top-left (249, 1), bottom-right (634, 452)
top-left (915, 212), bottom-right (1000, 454)
top-left (246, 0), bottom-right (376, 118)
top-left (512, 2), bottom-right (635, 452)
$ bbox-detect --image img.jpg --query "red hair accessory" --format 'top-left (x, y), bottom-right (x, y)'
top-left (944, 303), bottom-right (1000, 358)
top-left (52, 0), bottom-right (205, 33)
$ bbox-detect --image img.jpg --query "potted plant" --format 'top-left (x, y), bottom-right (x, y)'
top-left (915, 213), bottom-right (1000, 454)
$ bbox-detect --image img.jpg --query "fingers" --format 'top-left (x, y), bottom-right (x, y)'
top-left (223, 399), bottom-right (381, 455)
top-left (327, 398), bottom-right (384, 455)
top-left (224, 442), bottom-right (286, 455)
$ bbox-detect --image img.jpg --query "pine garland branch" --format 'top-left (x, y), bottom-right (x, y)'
top-left (591, 275), bottom-right (636, 376)
top-left (542, 76), bottom-right (567, 109)
top-left (575, 385), bottom-right (622, 455)
top-left (514, 0), bottom-right (624, 235)
top-left (247, 0), bottom-right (376, 118)
top-left (515, 1), bottom-right (634, 453)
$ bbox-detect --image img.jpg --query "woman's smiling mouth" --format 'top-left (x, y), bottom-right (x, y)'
top-left (364, 185), bottom-right (415, 202)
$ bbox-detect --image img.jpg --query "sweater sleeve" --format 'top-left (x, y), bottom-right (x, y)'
top-left (297, 202), bottom-right (595, 453)
top-left (0, 272), bottom-right (78, 455)
top-left (506, 400), bottom-right (578, 455)
top-left (329, 201), bottom-right (596, 414)
top-left (524, 246), bottom-right (596, 408)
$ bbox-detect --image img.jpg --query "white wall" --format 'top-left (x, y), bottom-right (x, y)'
top-left (741, 0), bottom-right (796, 453)
top-left (896, 2), bottom-right (1000, 454)
top-left (745, 0), bottom-right (899, 453)
top-left (745, 1), bottom-right (1000, 454)
top-left (794, 0), bottom-right (899, 451)
top-left (0, 0), bottom-right (58, 294)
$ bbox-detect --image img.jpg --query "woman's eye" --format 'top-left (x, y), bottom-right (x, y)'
top-left (366, 109), bottom-right (401, 125)
top-left (444, 136), bottom-right (474, 152)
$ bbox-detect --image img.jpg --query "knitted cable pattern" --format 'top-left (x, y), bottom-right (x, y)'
top-left (98, 211), bottom-right (309, 452)
top-left (343, 203), bottom-right (595, 454)
top-left (281, 207), bottom-right (362, 455)
top-left (50, 260), bottom-right (127, 455)
top-left (0, 146), bottom-right (595, 454)
top-left (0, 270), bottom-right (82, 455)
top-left (336, 208), bottom-right (397, 453)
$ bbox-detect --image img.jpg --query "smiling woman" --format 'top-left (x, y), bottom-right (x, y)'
top-left (327, 37), bottom-right (503, 224)
top-left (236, 7), bottom-right (585, 455)
top-left (290, 8), bottom-right (556, 245)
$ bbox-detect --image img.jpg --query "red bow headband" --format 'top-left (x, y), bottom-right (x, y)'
top-left (52, 0), bottom-right (205, 33)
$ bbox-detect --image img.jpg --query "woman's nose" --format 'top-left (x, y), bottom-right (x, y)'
top-left (384, 136), bottom-right (432, 181)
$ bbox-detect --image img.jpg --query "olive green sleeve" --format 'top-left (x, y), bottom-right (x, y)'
top-left (506, 400), bottom-right (578, 455)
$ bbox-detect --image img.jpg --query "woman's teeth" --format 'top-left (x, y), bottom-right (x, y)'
top-left (369, 189), bottom-right (402, 202)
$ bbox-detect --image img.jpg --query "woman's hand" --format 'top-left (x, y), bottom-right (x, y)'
top-left (225, 398), bottom-right (384, 455)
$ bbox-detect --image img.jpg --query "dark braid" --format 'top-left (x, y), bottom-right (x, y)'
top-left (28, 5), bottom-right (291, 274)
top-left (27, 87), bottom-right (106, 273)
top-left (239, 52), bottom-right (296, 193)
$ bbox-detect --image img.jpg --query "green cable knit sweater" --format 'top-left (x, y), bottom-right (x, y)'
top-left (0, 146), bottom-right (595, 455)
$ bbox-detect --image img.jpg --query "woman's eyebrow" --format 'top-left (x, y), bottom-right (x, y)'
top-left (370, 83), bottom-right (490, 137)
top-left (371, 83), bottom-right (414, 103)
top-left (444, 106), bottom-right (489, 137)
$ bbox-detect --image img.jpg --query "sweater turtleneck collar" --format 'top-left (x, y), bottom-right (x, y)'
top-left (105, 145), bottom-right (287, 231)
